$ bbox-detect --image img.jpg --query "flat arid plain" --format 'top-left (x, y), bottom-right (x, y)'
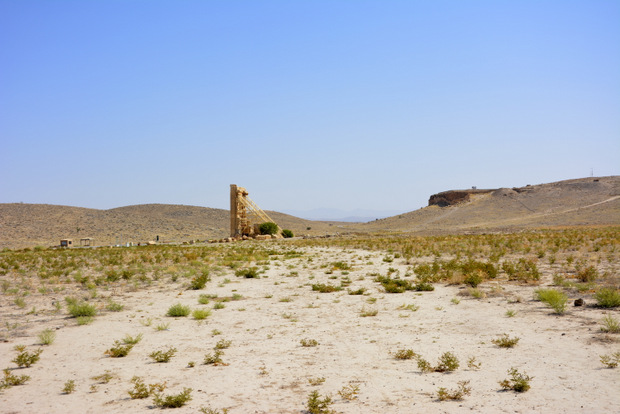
top-left (1, 177), bottom-right (619, 413)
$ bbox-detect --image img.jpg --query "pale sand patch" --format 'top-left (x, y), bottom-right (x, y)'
top-left (1, 247), bottom-right (618, 413)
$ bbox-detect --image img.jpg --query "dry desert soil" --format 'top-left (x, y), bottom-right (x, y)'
top-left (0, 176), bottom-right (619, 413)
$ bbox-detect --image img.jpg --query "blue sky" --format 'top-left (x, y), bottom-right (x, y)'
top-left (1, 1), bottom-right (618, 216)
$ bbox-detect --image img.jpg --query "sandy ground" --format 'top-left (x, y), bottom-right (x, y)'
top-left (1, 246), bottom-right (619, 413)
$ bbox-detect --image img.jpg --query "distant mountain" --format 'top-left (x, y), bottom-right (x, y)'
top-left (283, 208), bottom-right (403, 223)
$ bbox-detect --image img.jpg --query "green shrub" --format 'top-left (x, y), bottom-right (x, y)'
top-left (435, 352), bottom-right (460, 372)
top-left (416, 352), bottom-right (459, 372)
top-left (105, 341), bottom-right (134, 358)
top-left (577, 265), bottom-right (598, 282)
top-left (600, 352), bottom-right (620, 368)
top-left (122, 333), bottom-right (143, 345)
top-left (2, 368), bottom-right (30, 387)
top-left (312, 283), bottom-right (342, 293)
top-left (167, 303), bottom-right (191, 317)
top-left (149, 347), bottom-right (177, 363)
top-left (600, 315), bottom-right (620, 333)
top-left (106, 300), bottom-right (124, 312)
top-left (12, 346), bottom-right (42, 367)
top-left (535, 288), bottom-right (567, 314)
top-left (38, 328), bottom-right (56, 345)
top-left (595, 288), bottom-right (620, 308)
top-left (375, 275), bottom-right (412, 293)
top-left (235, 267), bottom-right (259, 278)
top-left (204, 350), bottom-right (226, 365)
top-left (281, 229), bottom-right (294, 238)
top-left (499, 368), bottom-right (532, 392)
top-left (259, 222), bottom-right (278, 235)
top-left (189, 270), bottom-right (210, 290)
top-left (153, 387), bottom-right (192, 408)
top-left (306, 390), bottom-right (333, 414)
top-left (502, 258), bottom-right (540, 282)
top-left (437, 380), bottom-right (471, 401)
top-left (214, 339), bottom-right (232, 349)
top-left (464, 271), bottom-right (483, 288)
top-left (128, 376), bottom-right (166, 399)
top-left (492, 334), bottom-right (520, 348)
top-left (68, 302), bottom-right (97, 318)
top-left (193, 309), bottom-right (211, 320)
top-left (62, 380), bottom-right (76, 394)
top-left (414, 281), bottom-right (435, 291)
top-left (393, 349), bottom-right (417, 360)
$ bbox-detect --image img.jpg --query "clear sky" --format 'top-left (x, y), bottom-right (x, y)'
top-left (1, 1), bottom-right (618, 215)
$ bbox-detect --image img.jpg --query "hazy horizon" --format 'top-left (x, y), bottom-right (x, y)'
top-left (2, 1), bottom-right (618, 213)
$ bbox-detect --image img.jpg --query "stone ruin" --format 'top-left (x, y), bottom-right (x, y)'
top-left (229, 184), bottom-right (282, 240)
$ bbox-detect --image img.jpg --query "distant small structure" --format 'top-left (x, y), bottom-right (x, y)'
top-left (230, 184), bottom-right (281, 239)
top-left (80, 238), bottom-right (94, 247)
top-left (60, 239), bottom-right (73, 247)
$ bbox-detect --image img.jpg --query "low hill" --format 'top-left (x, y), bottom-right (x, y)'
top-left (358, 176), bottom-right (620, 233)
top-left (2, 176), bottom-right (618, 249)
top-left (0, 203), bottom-right (341, 249)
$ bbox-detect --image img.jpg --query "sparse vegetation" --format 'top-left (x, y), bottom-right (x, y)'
top-left (308, 377), bottom-right (326, 386)
top-left (416, 352), bottom-right (459, 373)
top-left (1, 368), bottom-right (30, 388)
top-left (600, 315), bottom-right (620, 334)
top-left (600, 352), bottom-right (620, 368)
top-left (467, 356), bottom-right (481, 370)
top-left (38, 328), bottom-right (56, 345)
top-left (128, 376), bottom-right (166, 399)
top-left (122, 333), bottom-right (143, 345)
top-left (312, 283), bottom-right (342, 293)
top-left (104, 340), bottom-right (134, 358)
top-left (499, 367), bottom-right (532, 392)
top-left (149, 347), bottom-right (177, 363)
top-left (535, 288), bottom-right (568, 314)
top-left (300, 338), bottom-right (319, 347)
top-left (167, 303), bottom-right (191, 317)
top-left (595, 288), bottom-right (620, 308)
top-left (306, 390), bottom-right (334, 414)
top-left (62, 379), bottom-right (76, 394)
top-left (215, 339), bottom-right (232, 349)
top-left (193, 308), bottom-right (211, 320)
top-left (204, 350), bottom-right (226, 365)
top-left (338, 383), bottom-right (360, 400)
top-left (235, 267), bottom-right (259, 278)
top-left (153, 387), bottom-right (192, 408)
top-left (393, 349), bottom-right (417, 360)
top-left (68, 301), bottom-right (97, 318)
top-left (106, 300), bottom-right (124, 312)
top-left (12, 345), bottom-right (43, 368)
top-left (189, 270), bottom-right (210, 290)
top-left (91, 370), bottom-right (116, 384)
top-left (281, 229), bottom-right (294, 238)
top-left (360, 306), bottom-right (378, 317)
top-left (492, 334), bottom-right (520, 348)
top-left (0, 225), bottom-right (618, 410)
top-left (437, 380), bottom-right (471, 401)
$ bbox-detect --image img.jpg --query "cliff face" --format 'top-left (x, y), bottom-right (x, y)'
top-left (428, 189), bottom-right (495, 207)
